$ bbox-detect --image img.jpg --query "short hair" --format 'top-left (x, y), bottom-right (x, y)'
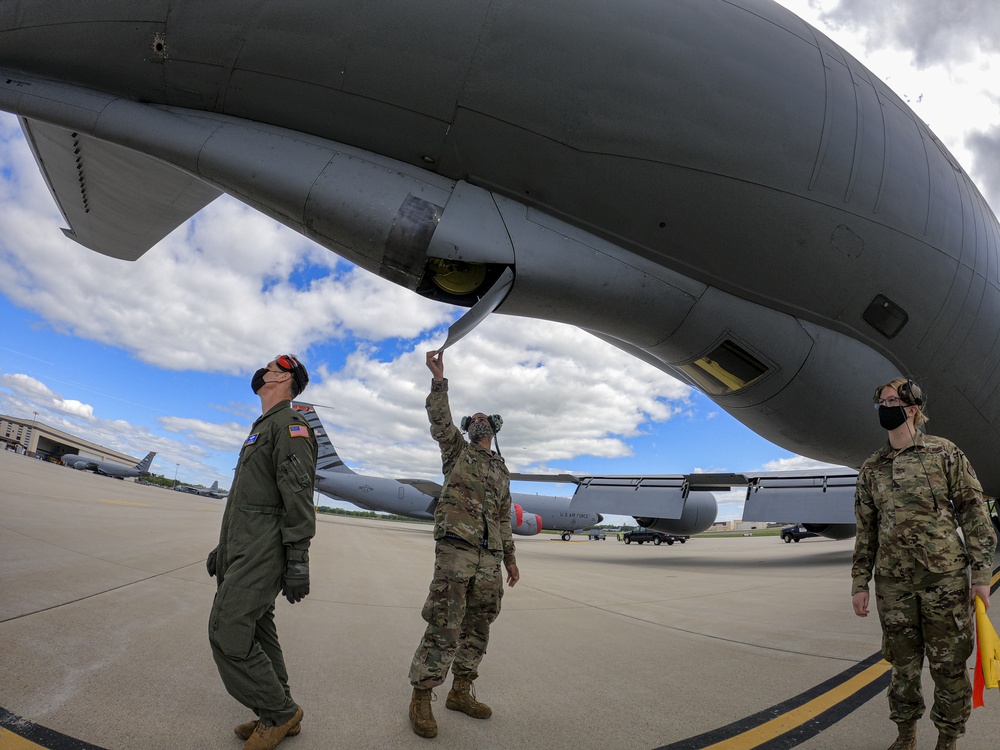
top-left (873, 377), bottom-right (928, 428)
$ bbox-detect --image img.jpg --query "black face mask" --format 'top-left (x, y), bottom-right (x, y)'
top-left (878, 405), bottom-right (908, 431)
top-left (251, 368), bottom-right (269, 394)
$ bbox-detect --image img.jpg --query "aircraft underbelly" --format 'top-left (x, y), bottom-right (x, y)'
top-left (2, 4), bottom-right (994, 343)
top-left (0, 70), bottom-right (988, 478)
top-left (3, 1), bottom-right (1000, 489)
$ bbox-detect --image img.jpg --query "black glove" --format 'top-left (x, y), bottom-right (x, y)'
top-left (282, 560), bottom-right (309, 604)
top-left (206, 547), bottom-right (217, 577)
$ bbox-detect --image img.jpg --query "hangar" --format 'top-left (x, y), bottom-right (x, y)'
top-left (0, 413), bottom-right (139, 466)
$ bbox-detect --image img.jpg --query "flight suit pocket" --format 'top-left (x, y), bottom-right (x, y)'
top-left (279, 453), bottom-right (312, 491)
top-left (209, 583), bottom-right (268, 659)
top-left (239, 504), bottom-right (283, 515)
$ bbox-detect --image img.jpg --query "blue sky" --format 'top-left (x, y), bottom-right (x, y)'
top-left (2, 1), bottom-right (999, 524)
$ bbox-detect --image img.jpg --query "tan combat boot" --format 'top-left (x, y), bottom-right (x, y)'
top-left (243, 706), bottom-right (303, 750)
top-left (446, 675), bottom-right (492, 719)
top-left (933, 735), bottom-right (957, 750)
top-left (234, 719), bottom-right (301, 741)
top-left (886, 721), bottom-right (916, 750)
top-left (409, 687), bottom-right (437, 738)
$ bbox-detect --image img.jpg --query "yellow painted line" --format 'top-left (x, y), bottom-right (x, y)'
top-left (702, 659), bottom-right (891, 749)
top-left (0, 727), bottom-right (46, 749)
top-left (99, 500), bottom-right (151, 507)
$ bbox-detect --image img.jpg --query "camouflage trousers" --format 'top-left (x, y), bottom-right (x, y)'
top-left (409, 537), bottom-right (504, 688)
top-left (874, 569), bottom-right (974, 738)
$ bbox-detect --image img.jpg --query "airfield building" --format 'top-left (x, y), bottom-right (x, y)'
top-left (0, 413), bottom-right (138, 466)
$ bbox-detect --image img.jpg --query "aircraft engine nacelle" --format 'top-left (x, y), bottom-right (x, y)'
top-left (511, 504), bottom-right (542, 536)
top-left (73, 461), bottom-right (94, 471)
top-left (634, 491), bottom-right (718, 536)
top-left (801, 523), bottom-right (856, 540)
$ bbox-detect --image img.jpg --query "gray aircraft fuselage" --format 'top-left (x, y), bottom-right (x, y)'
top-left (3, 1), bottom-right (999, 491)
top-left (315, 470), bottom-right (603, 534)
top-left (175, 481), bottom-right (227, 498)
top-left (61, 453), bottom-right (151, 479)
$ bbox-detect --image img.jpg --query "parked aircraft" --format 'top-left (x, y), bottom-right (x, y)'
top-left (174, 480), bottom-right (228, 498)
top-left (295, 404), bottom-right (607, 538)
top-left (60, 451), bottom-right (156, 480)
top-left (4, 1), bottom-right (1000, 530)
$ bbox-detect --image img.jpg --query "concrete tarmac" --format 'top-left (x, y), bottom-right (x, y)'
top-left (1, 449), bottom-right (998, 750)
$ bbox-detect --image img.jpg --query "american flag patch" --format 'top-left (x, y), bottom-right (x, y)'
top-left (288, 425), bottom-right (310, 439)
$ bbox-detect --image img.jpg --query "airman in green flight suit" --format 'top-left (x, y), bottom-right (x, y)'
top-left (207, 354), bottom-right (317, 750)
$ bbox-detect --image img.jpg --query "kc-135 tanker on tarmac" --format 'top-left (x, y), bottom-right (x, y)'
top-left (295, 404), bottom-right (610, 539)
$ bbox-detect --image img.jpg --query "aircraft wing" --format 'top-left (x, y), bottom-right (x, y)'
top-left (740, 470), bottom-right (859, 525)
top-left (511, 469), bottom-right (859, 525)
top-left (397, 478), bottom-right (444, 498)
top-left (19, 117), bottom-right (221, 261)
top-left (509, 472), bottom-right (582, 484)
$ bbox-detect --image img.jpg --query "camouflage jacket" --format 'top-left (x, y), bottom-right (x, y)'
top-left (217, 400), bottom-right (317, 590)
top-left (427, 379), bottom-right (516, 567)
top-left (852, 432), bottom-right (996, 593)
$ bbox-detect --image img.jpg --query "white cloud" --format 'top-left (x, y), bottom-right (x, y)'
top-left (760, 455), bottom-right (849, 473)
top-left (157, 416), bottom-right (252, 453)
top-left (304, 316), bottom-right (691, 479)
top-left (0, 373), bottom-right (96, 420)
top-left (818, 1), bottom-right (1000, 67)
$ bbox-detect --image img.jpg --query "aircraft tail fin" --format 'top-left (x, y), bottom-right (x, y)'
top-left (292, 403), bottom-right (356, 475)
top-left (210, 481), bottom-right (219, 491)
top-left (136, 451), bottom-right (156, 471)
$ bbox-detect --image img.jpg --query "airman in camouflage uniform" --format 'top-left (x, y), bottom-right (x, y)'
top-left (853, 378), bottom-right (996, 750)
top-left (207, 355), bottom-right (317, 750)
top-left (408, 350), bottom-right (520, 738)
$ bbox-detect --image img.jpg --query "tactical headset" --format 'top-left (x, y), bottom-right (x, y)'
top-left (898, 378), bottom-right (924, 407)
top-left (460, 414), bottom-right (503, 434)
top-left (872, 378), bottom-right (924, 407)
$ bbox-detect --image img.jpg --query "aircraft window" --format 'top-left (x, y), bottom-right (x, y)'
top-left (863, 294), bottom-right (908, 338)
top-left (680, 340), bottom-right (769, 395)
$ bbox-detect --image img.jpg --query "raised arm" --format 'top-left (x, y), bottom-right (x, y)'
top-left (426, 350), bottom-right (444, 381)
top-left (425, 350), bottom-right (464, 473)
